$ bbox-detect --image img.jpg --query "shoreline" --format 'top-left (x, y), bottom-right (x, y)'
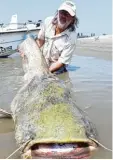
top-left (75, 35), bottom-right (112, 61)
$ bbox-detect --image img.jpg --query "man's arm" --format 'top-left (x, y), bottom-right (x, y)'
top-left (36, 19), bottom-right (45, 48)
top-left (58, 43), bottom-right (76, 65)
top-left (49, 43), bottom-right (76, 72)
top-left (49, 61), bottom-right (64, 72)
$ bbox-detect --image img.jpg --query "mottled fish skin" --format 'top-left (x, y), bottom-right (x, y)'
top-left (11, 37), bottom-right (98, 158)
top-left (18, 36), bottom-right (51, 82)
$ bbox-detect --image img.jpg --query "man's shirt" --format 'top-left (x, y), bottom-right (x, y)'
top-left (38, 16), bottom-right (77, 66)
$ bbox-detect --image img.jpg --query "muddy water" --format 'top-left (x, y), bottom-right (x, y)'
top-left (0, 50), bottom-right (112, 158)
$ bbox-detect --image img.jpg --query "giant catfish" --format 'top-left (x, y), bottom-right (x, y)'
top-left (10, 36), bottom-right (98, 159)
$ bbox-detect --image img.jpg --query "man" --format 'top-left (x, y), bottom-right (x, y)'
top-left (36, 0), bottom-right (78, 74)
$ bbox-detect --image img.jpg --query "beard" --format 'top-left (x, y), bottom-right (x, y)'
top-left (57, 13), bottom-right (72, 30)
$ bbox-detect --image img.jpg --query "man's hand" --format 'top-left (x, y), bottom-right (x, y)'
top-left (20, 52), bottom-right (25, 58)
top-left (17, 47), bottom-right (25, 58)
top-left (36, 39), bottom-right (45, 48)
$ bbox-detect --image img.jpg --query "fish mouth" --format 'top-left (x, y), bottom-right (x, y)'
top-left (22, 140), bottom-right (98, 159)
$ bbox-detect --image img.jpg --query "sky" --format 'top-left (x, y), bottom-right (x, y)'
top-left (0, 0), bottom-right (112, 36)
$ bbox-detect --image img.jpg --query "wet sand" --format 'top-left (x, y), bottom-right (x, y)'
top-left (0, 35), bottom-right (112, 159)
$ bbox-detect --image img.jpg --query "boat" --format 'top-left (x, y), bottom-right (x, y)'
top-left (0, 46), bottom-right (16, 58)
top-left (0, 14), bottom-right (41, 58)
top-left (0, 14), bottom-right (41, 33)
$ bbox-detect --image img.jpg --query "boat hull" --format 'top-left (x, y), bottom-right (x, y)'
top-left (0, 30), bottom-right (40, 58)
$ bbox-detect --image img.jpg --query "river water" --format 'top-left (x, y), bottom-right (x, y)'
top-left (0, 38), bottom-right (112, 158)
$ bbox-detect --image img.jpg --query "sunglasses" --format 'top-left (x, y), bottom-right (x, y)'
top-left (59, 10), bottom-right (71, 17)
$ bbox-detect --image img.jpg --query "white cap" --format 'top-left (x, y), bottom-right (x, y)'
top-left (58, 1), bottom-right (76, 16)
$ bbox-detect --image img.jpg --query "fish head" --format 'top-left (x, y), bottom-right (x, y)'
top-left (21, 103), bottom-right (98, 159)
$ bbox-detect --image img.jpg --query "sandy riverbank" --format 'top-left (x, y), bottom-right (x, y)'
top-left (75, 35), bottom-right (112, 61)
